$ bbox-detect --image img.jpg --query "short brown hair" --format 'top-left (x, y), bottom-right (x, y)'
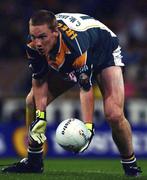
top-left (29, 10), bottom-right (58, 31)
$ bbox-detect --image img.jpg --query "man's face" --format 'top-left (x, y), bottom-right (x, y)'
top-left (29, 23), bottom-right (58, 56)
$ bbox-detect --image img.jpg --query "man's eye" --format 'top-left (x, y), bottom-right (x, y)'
top-left (30, 35), bottom-right (47, 40)
top-left (39, 36), bottom-right (47, 39)
top-left (30, 35), bottom-right (35, 40)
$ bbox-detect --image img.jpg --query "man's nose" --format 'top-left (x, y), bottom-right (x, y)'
top-left (35, 38), bottom-right (42, 47)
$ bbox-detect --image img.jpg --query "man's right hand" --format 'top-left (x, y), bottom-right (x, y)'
top-left (29, 110), bottom-right (47, 144)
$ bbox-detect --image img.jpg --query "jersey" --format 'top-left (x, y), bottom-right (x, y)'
top-left (26, 13), bottom-right (124, 91)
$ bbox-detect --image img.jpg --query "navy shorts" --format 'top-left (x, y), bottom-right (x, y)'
top-left (91, 36), bottom-right (125, 75)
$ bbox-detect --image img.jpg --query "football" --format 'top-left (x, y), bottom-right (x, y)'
top-left (55, 118), bottom-right (90, 153)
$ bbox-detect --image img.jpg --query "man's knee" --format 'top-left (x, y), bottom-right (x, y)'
top-left (105, 107), bottom-right (124, 125)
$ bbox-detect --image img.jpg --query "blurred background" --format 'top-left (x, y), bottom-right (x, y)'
top-left (0, 0), bottom-right (146, 158)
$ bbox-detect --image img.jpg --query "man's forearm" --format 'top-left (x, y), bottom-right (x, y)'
top-left (29, 79), bottom-right (48, 144)
top-left (79, 87), bottom-right (94, 152)
top-left (80, 87), bottom-right (94, 123)
top-left (32, 79), bottom-right (48, 111)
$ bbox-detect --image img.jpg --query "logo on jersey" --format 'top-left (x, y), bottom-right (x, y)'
top-left (58, 23), bottom-right (78, 40)
top-left (76, 64), bottom-right (89, 74)
top-left (64, 71), bottom-right (77, 82)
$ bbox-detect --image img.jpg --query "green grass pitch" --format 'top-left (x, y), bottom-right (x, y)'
top-left (0, 158), bottom-right (146, 180)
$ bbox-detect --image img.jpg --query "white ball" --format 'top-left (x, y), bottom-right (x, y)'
top-left (56, 118), bottom-right (90, 153)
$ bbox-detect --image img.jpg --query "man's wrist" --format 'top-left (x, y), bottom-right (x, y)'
top-left (85, 122), bottom-right (93, 131)
top-left (36, 110), bottom-right (46, 120)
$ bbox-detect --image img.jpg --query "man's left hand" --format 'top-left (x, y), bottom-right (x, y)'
top-left (79, 123), bottom-right (94, 152)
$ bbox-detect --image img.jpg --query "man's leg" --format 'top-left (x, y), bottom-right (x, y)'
top-left (2, 71), bottom-right (75, 173)
top-left (25, 88), bottom-right (44, 173)
top-left (1, 88), bottom-right (44, 173)
top-left (96, 66), bottom-right (141, 176)
top-left (26, 72), bottom-right (75, 173)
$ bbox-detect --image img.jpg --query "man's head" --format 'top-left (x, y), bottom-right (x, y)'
top-left (29, 10), bottom-right (58, 56)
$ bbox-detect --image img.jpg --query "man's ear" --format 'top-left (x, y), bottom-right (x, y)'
top-left (53, 30), bottom-right (59, 37)
top-left (55, 26), bottom-right (58, 32)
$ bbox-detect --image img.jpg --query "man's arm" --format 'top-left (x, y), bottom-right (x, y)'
top-left (26, 43), bottom-right (49, 144)
top-left (29, 78), bottom-right (48, 144)
top-left (80, 87), bottom-right (94, 124)
top-left (79, 87), bottom-right (95, 152)
top-left (74, 55), bottom-right (95, 147)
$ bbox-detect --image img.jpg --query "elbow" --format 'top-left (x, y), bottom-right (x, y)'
top-left (32, 78), bottom-right (47, 87)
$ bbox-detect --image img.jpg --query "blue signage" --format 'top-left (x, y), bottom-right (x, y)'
top-left (0, 121), bottom-right (147, 158)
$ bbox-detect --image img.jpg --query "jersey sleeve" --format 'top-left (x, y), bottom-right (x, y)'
top-left (75, 64), bottom-right (93, 91)
top-left (26, 43), bottom-right (48, 79)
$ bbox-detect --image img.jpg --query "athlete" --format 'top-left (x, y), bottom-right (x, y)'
top-left (2, 10), bottom-right (142, 176)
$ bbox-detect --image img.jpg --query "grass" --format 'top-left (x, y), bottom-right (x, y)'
top-left (0, 158), bottom-right (146, 180)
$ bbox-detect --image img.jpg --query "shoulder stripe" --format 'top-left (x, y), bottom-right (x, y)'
top-left (72, 51), bottom-right (87, 68)
top-left (75, 37), bottom-right (82, 55)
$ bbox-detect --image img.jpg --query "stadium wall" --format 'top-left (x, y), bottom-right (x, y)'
top-left (0, 99), bottom-right (147, 158)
